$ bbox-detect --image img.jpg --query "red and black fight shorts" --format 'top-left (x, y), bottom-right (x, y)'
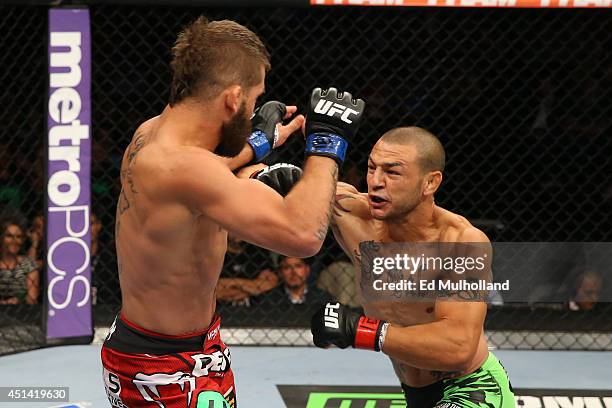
top-left (101, 313), bottom-right (236, 408)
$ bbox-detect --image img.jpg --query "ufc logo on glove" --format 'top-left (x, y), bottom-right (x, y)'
top-left (313, 100), bottom-right (360, 124)
top-left (324, 302), bottom-right (340, 329)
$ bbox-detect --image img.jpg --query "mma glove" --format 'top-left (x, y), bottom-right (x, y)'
top-left (247, 101), bottom-right (287, 162)
top-left (250, 163), bottom-right (303, 197)
top-left (311, 302), bottom-right (389, 352)
top-left (305, 88), bottom-right (365, 165)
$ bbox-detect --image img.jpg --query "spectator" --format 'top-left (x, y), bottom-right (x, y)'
top-left (568, 270), bottom-right (603, 311)
top-left (257, 256), bottom-right (332, 307)
top-left (316, 256), bottom-right (364, 308)
top-left (26, 214), bottom-right (44, 270)
top-left (216, 234), bottom-right (278, 306)
top-left (0, 219), bottom-right (39, 304)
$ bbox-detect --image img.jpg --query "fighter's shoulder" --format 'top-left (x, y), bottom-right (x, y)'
top-left (333, 182), bottom-right (371, 220)
top-left (162, 145), bottom-right (227, 174)
top-left (438, 207), bottom-right (489, 243)
top-left (152, 145), bottom-right (233, 196)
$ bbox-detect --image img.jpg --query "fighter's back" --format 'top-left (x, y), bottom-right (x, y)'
top-left (115, 117), bottom-right (227, 335)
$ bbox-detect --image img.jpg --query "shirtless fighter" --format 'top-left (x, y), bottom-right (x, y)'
top-left (311, 127), bottom-right (515, 407)
top-left (100, 16), bottom-right (365, 408)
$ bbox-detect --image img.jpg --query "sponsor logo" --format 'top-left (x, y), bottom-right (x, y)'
top-left (103, 368), bottom-right (126, 408)
top-left (208, 326), bottom-right (219, 340)
top-left (277, 386), bottom-right (612, 408)
top-left (134, 371), bottom-right (196, 407)
top-left (323, 303), bottom-right (340, 329)
top-left (192, 348), bottom-right (232, 377)
top-left (105, 317), bottom-right (117, 341)
top-left (313, 100), bottom-right (360, 124)
top-left (130, 348), bottom-right (232, 407)
top-left (47, 10), bottom-right (92, 336)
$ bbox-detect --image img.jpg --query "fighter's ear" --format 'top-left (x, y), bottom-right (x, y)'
top-left (223, 85), bottom-right (243, 114)
top-left (423, 171), bottom-right (443, 196)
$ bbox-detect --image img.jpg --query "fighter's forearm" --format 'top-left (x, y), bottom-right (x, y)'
top-left (284, 156), bottom-right (339, 244)
top-left (382, 320), bottom-right (479, 372)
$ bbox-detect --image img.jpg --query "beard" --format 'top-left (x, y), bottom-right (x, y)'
top-left (215, 101), bottom-right (251, 158)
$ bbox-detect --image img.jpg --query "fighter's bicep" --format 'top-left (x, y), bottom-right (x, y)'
top-left (171, 156), bottom-right (294, 247)
top-left (199, 178), bottom-right (289, 235)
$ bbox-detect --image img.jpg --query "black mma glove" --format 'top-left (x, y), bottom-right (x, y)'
top-left (250, 163), bottom-right (303, 197)
top-left (311, 302), bottom-right (388, 351)
top-left (305, 88), bottom-right (365, 165)
top-left (247, 101), bottom-right (287, 162)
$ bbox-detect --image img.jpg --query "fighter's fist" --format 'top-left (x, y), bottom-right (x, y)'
top-left (251, 163), bottom-right (302, 197)
top-left (247, 101), bottom-right (285, 162)
top-left (311, 302), bottom-right (387, 351)
top-left (247, 101), bottom-right (304, 162)
top-left (305, 88), bottom-right (365, 165)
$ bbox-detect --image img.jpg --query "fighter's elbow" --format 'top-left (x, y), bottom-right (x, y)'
top-left (448, 348), bottom-right (474, 372)
top-left (286, 231), bottom-right (323, 258)
top-left (447, 336), bottom-right (479, 371)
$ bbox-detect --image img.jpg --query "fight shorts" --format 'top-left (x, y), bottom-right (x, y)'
top-left (402, 352), bottom-right (515, 408)
top-left (101, 313), bottom-right (236, 408)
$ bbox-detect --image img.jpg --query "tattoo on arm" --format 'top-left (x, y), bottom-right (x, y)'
top-left (118, 188), bottom-right (130, 214)
top-left (127, 131), bottom-right (146, 164)
top-left (314, 166), bottom-right (339, 241)
top-left (122, 169), bottom-right (138, 194)
top-left (117, 130), bottom-right (147, 216)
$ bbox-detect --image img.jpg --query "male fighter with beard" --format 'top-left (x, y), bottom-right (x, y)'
top-left (311, 127), bottom-right (515, 407)
top-left (100, 16), bottom-right (365, 408)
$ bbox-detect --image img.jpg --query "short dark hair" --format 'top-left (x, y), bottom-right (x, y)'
top-left (278, 255), bottom-right (309, 267)
top-left (380, 127), bottom-right (445, 173)
top-left (169, 16), bottom-right (271, 105)
top-left (1, 217), bottom-right (24, 235)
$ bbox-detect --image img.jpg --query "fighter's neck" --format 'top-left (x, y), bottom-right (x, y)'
top-left (384, 201), bottom-right (440, 242)
top-left (159, 102), bottom-right (222, 150)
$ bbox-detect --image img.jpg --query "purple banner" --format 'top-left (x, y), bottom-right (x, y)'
top-left (46, 8), bottom-right (92, 340)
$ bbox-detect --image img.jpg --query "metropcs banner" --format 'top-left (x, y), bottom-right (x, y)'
top-left (278, 386), bottom-right (612, 408)
top-left (311, 0), bottom-right (611, 7)
top-left (46, 8), bottom-right (93, 341)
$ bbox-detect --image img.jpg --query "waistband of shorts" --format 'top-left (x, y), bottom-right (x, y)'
top-left (103, 313), bottom-right (222, 355)
top-left (401, 378), bottom-right (445, 402)
top-left (401, 352), bottom-right (495, 398)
